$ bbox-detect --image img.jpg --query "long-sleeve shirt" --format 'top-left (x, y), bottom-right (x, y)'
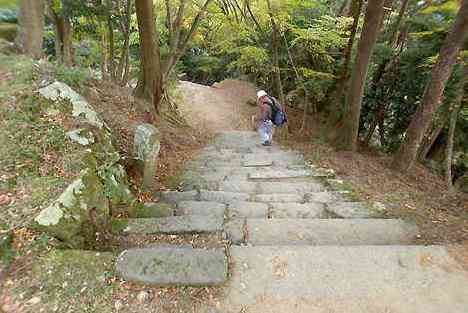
top-left (255, 97), bottom-right (272, 125)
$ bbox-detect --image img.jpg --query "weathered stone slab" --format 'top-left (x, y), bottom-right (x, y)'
top-left (38, 82), bottom-right (104, 128)
top-left (258, 182), bottom-right (324, 194)
top-left (325, 202), bottom-right (381, 218)
top-left (246, 219), bottom-right (418, 245)
top-left (218, 181), bottom-right (258, 193)
top-left (160, 190), bottom-right (199, 203)
top-left (224, 218), bottom-right (246, 244)
top-left (242, 159), bottom-right (273, 167)
top-left (176, 201), bottom-right (226, 217)
top-left (306, 192), bottom-right (345, 203)
top-left (32, 170), bottom-right (109, 248)
top-left (114, 215), bottom-right (223, 234)
top-left (222, 246), bottom-right (468, 313)
top-left (227, 201), bottom-right (269, 218)
top-left (248, 170), bottom-right (313, 181)
top-left (253, 193), bottom-right (304, 203)
top-left (116, 247), bottom-right (228, 286)
top-left (199, 191), bottom-right (250, 203)
top-left (270, 202), bottom-right (325, 219)
top-left (134, 202), bottom-right (174, 218)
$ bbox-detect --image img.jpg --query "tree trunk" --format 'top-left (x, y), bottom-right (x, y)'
top-left (445, 64), bottom-right (468, 189)
top-left (266, 0), bottom-right (285, 104)
top-left (106, 0), bottom-right (116, 80)
top-left (134, 0), bottom-right (162, 114)
top-left (328, 0), bottom-right (362, 122)
top-left (62, 17), bottom-right (73, 66)
top-left (16, 0), bottom-right (45, 59)
top-left (334, 0), bottom-right (386, 151)
top-left (392, 0), bottom-right (468, 171)
top-left (99, 22), bottom-right (109, 80)
top-left (46, 0), bottom-right (73, 67)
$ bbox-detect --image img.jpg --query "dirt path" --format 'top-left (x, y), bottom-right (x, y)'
top-left (177, 80), bottom-right (257, 135)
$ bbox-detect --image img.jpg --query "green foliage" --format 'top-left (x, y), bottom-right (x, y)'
top-left (229, 46), bottom-right (269, 74)
top-left (54, 64), bottom-right (91, 86)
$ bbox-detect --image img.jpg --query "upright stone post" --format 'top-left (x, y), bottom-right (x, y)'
top-left (134, 124), bottom-right (161, 190)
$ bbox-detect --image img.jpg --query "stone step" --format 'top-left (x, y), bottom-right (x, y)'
top-left (220, 245), bottom-right (468, 313)
top-left (245, 219), bottom-right (418, 245)
top-left (224, 218), bottom-right (246, 244)
top-left (111, 215), bottom-right (223, 235)
top-left (176, 201), bottom-right (226, 217)
top-left (258, 181), bottom-right (325, 194)
top-left (253, 193), bottom-right (305, 203)
top-left (116, 247), bottom-right (228, 286)
top-left (159, 190), bottom-right (199, 203)
top-left (248, 170), bottom-right (314, 181)
top-left (219, 181), bottom-right (259, 193)
top-left (270, 202), bottom-right (326, 219)
top-left (325, 201), bottom-right (384, 218)
top-left (227, 201), bottom-right (269, 218)
top-left (199, 190), bottom-right (250, 203)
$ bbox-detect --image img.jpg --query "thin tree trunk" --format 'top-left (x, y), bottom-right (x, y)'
top-left (266, 0), bottom-right (285, 104)
top-left (389, 0), bottom-right (410, 47)
top-left (334, 0), bottom-right (386, 151)
top-left (62, 16), bottom-right (73, 66)
top-left (16, 0), bottom-right (45, 59)
top-left (392, 0), bottom-right (468, 171)
top-left (116, 0), bottom-right (132, 82)
top-left (445, 65), bottom-right (468, 189)
top-left (99, 22), bottom-right (109, 80)
top-left (135, 0), bottom-right (162, 114)
top-left (161, 0), bottom-right (214, 81)
top-left (107, 0), bottom-right (116, 80)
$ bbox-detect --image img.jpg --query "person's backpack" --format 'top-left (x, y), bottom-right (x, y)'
top-left (267, 96), bottom-right (287, 127)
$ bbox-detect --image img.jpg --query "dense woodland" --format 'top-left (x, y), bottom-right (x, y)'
top-left (1, 0), bottom-right (468, 190)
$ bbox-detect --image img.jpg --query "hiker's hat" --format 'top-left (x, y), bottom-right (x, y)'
top-left (257, 90), bottom-right (267, 99)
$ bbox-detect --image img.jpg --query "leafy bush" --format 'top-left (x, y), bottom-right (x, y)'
top-left (54, 65), bottom-right (91, 87)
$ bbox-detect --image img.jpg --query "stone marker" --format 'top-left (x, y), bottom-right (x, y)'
top-left (134, 124), bottom-right (161, 190)
top-left (116, 247), bottom-right (228, 286)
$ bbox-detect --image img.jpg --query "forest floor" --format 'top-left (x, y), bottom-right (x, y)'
top-left (1, 49), bottom-right (467, 312)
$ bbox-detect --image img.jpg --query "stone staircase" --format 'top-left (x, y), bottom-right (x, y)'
top-left (115, 131), bottom-right (468, 312)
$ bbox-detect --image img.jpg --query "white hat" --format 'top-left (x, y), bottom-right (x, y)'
top-left (257, 90), bottom-right (267, 99)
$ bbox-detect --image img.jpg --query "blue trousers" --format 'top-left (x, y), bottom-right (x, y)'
top-left (258, 120), bottom-right (273, 143)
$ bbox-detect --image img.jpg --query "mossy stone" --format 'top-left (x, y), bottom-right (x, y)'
top-left (134, 202), bottom-right (174, 218)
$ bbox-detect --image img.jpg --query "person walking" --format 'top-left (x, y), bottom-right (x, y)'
top-left (252, 90), bottom-right (286, 146)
